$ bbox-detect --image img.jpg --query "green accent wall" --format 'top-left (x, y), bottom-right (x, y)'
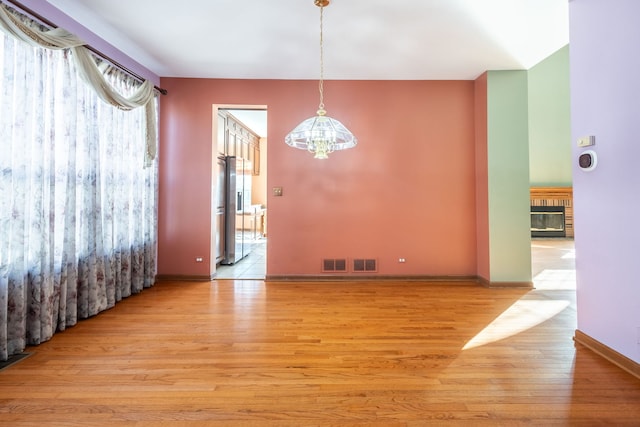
top-left (487, 70), bottom-right (532, 284)
top-left (528, 45), bottom-right (572, 186)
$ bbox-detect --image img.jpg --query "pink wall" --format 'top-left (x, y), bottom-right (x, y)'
top-left (159, 78), bottom-right (479, 278)
top-left (474, 73), bottom-right (490, 281)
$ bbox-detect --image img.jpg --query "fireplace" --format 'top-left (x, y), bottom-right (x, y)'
top-left (530, 187), bottom-right (573, 238)
top-left (531, 206), bottom-right (565, 237)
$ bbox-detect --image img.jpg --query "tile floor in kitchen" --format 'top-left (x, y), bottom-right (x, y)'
top-left (214, 237), bottom-right (266, 280)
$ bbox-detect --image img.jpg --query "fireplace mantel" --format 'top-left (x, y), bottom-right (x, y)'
top-left (530, 187), bottom-right (573, 238)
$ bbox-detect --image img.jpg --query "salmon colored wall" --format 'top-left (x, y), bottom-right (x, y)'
top-left (158, 78), bottom-right (478, 278)
top-left (474, 73), bottom-right (490, 281)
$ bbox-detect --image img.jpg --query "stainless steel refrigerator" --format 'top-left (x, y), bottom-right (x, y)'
top-left (214, 156), bottom-right (226, 264)
top-left (221, 156), bottom-right (253, 265)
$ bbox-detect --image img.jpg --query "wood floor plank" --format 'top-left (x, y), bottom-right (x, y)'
top-left (0, 280), bottom-right (639, 426)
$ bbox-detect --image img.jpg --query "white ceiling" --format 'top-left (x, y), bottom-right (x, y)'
top-left (46, 0), bottom-right (569, 81)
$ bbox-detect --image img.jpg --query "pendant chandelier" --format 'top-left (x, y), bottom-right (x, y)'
top-left (284, 0), bottom-right (357, 159)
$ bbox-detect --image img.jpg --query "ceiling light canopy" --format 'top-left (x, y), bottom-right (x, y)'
top-left (284, 0), bottom-right (357, 159)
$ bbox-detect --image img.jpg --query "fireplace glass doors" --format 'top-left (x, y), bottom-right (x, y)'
top-left (531, 206), bottom-right (566, 238)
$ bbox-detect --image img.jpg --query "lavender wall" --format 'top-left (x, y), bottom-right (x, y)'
top-left (569, 0), bottom-right (640, 362)
top-left (16, 0), bottom-right (159, 85)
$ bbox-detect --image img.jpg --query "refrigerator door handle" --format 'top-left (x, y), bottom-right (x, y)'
top-left (237, 191), bottom-right (243, 212)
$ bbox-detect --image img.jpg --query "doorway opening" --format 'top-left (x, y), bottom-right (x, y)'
top-left (213, 106), bottom-right (267, 280)
top-left (529, 187), bottom-right (575, 290)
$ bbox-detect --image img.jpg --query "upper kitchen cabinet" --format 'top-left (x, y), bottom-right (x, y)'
top-left (252, 141), bottom-right (260, 176)
top-left (220, 111), bottom-right (260, 176)
top-left (217, 112), bottom-right (226, 157)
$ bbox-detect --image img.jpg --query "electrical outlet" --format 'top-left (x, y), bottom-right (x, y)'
top-left (195, 257), bottom-right (203, 262)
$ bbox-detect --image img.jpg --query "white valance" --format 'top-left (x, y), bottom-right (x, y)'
top-left (0, 3), bottom-right (157, 166)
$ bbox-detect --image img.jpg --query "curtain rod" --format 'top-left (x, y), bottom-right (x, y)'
top-left (4, 0), bottom-right (167, 95)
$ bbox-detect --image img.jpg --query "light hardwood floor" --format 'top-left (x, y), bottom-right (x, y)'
top-left (1, 243), bottom-right (639, 426)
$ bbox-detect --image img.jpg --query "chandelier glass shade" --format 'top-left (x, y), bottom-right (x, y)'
top-left (284, 0), bottom-right (357, 159)
top-left (284, 108), bottom-right (357, 160)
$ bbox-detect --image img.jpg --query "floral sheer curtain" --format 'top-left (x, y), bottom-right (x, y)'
top-left (0, 6), bottom-right (158, 360)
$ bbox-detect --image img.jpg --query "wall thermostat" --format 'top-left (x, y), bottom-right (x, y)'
top-left (578, 150), bottom-right (597, 171)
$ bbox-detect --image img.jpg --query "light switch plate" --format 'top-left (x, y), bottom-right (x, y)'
top-left (577, 135), bottom-right (595, 147)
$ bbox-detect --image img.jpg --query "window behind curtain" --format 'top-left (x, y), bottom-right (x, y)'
top-left (0, 28), bottom-right (158, 360)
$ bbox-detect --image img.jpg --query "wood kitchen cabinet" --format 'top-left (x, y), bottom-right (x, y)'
top-left (220, 111), bottom-right (260, 176)
top-left (252, 140), bottom-right (260, 176)
top-left (217, 112), bottom-right (226, 156)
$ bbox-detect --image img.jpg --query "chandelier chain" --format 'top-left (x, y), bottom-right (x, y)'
top-left (318, 5), bottom-right (325, 112)
top-left (284, 0), bottom-right (357, 159)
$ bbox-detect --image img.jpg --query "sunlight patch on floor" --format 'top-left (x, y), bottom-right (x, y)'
top-left (534, 269), bottom-right (576, 290)
top-left (463, 299), bottom-right (571, 350)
